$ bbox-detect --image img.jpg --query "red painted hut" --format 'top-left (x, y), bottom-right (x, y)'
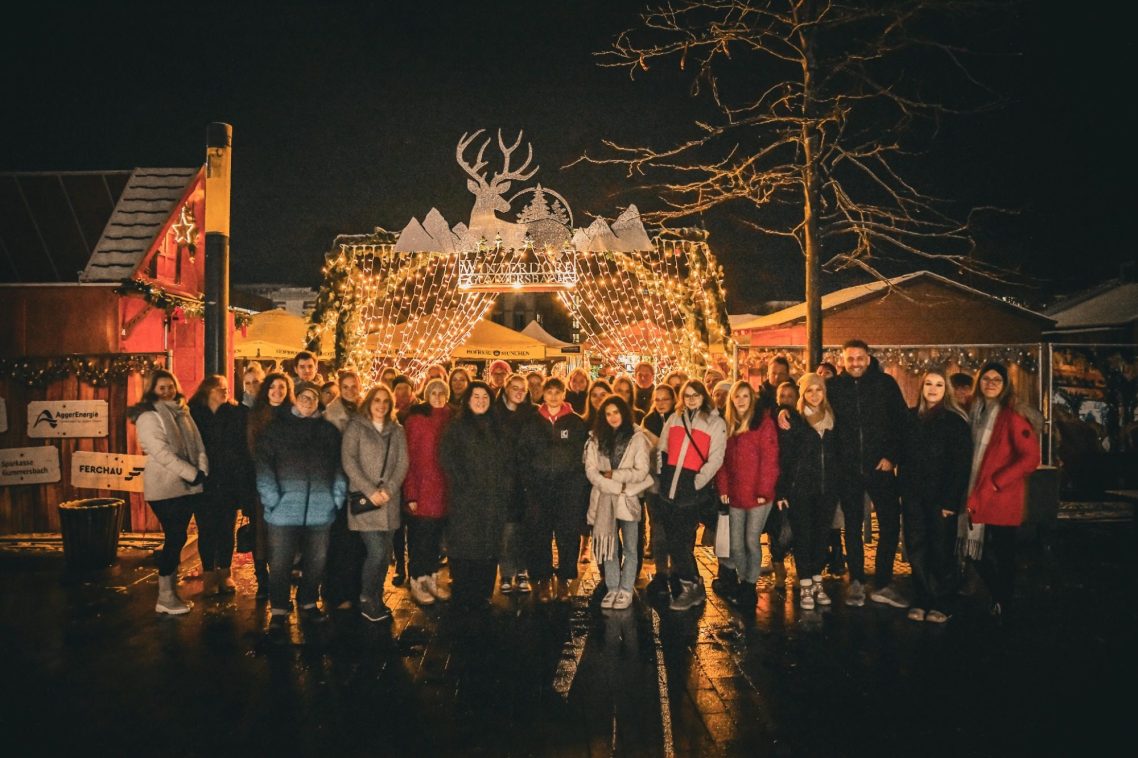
top-left (0, 167), bottom-right (235, 534)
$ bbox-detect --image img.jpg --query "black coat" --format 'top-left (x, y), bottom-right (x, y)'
top-left (439, 411), bottom-right (513, 560)
top-left (826, 364), bottom-right (910, 476)
top-left (519, 407), bottom-right (589, 488)
top-left (493, 396), bottom-right (538, 522)
top-left (776, 411), bottom-right (841, 502)
top-left (899, 405), bottom-right (973, 514)
top-left (190, 401), bottom-right (255, 509)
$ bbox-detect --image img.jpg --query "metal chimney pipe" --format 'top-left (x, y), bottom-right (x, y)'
top-left (204, 122), bottom-right (232, 378)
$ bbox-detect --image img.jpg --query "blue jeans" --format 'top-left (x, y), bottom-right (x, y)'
top-left (729, 505), bottom-right (772, 583)
top-left (266, 523), bottom-right (331, 613)
top-left (602, 519), bottom-right (640, 593)
top-left (359, 530), bottom-right (393, 605)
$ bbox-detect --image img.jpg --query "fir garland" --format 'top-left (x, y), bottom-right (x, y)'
top-left (0, 354), bottom-right (166, 388)
top-left (116, 278), bottom-right (204, 319)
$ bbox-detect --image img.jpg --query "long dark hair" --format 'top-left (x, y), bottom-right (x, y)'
top-left (583, 379), bottom-right (613, 427)
top-left (247, 372), bottom-right (294, 451)
top-left (142, 369), bottom-right (185, 404)
top-left (593, 394), bottom-right (634, 456)
top-left (679, 379), bottom-right (715, 416)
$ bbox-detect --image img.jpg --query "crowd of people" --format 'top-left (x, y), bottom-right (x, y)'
top-left (128, 341), bottom-right (1040, 631)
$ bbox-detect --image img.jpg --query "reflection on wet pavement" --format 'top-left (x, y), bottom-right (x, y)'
top-left (1, 521), bottom-right (1134, 755)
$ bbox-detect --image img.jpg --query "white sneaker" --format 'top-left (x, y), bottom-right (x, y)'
top-left (426, 572), bottom-right (451, 601)
top-left (811, 575), bottom-right (831, 606)
top-left (601, 589), bottom-right (618, 609)
top-left (410, 576), bottom-right (435, 605)
top-left (799, 580), bottom-right (815, 610)
top-left (612, 589), bottom-right (634, 610)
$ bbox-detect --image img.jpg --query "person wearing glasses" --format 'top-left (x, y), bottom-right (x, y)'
top-left (656, 380), bottom-right (727, 611)
top-left (963, 362), bottom-right (1039, 618)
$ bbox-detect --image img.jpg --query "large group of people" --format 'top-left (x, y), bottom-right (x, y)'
top-left (129, 341), bottom-right (1040, 630)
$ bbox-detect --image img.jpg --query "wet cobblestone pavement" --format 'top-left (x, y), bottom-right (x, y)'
top-left (1, 519), bottom-right (1134, 757)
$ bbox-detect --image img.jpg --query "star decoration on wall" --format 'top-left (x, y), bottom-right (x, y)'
top-left (170, 205), bottom-right (198, 260)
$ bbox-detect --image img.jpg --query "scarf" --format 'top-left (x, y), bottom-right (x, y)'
top-left (803, 406), bottom-right (834, 436)
top-left (589, 432), bottom-right (633, 564)
top-left (959, 399), bottom-right (999, 560)
top-left (158, 400), bottom-right (203, 468)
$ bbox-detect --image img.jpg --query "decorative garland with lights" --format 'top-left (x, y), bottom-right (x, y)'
top-left (740, 345), bottom-right (1040, 378)
top-left (116, 278), bottom-right (204, 320)
top-left (0, 354), bottom-right (166, 388)
top-left (307, 232), bottom-right (734, 385)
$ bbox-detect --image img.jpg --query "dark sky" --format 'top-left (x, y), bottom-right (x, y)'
top-left (2, 0), bottom-right (1131, 310)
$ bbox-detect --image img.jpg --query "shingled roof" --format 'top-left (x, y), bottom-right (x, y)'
top-left (80, 168), bottom-right (198, 283)
top-left (0, 168), bottom-right (197, 284)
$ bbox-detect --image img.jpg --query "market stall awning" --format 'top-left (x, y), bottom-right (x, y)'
top-left (235, 309), bottom-right (331, 360)
top-left (364, 318), bottom-right (551, 360)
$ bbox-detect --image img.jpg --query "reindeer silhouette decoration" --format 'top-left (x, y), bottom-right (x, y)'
top-left (456, 129), bottom-right (539, 250)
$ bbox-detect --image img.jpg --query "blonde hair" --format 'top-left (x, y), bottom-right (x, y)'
top-left (724, 380), bottom-right (756, 436)
top-left (918, 369), bottom-right (969, 421)
top-left (796, 373), bottom-right (834, 427)
top-left (422, 378), bottom-right (450, 401)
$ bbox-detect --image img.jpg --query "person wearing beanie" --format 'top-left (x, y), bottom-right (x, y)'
top-left (962, 361), bottom-right (1040, 618)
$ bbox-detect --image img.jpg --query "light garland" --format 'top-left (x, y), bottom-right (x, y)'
top-left (0, 354), bottom-right (166, 388)
top-left (739, 345), bottom-right (1040, 377)
top-left (308, 231), bottom-right (735, 385)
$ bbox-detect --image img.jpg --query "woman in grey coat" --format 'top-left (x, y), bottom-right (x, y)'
top-left (341, 383), bottom-right (409, 622)
top-left (128, 369), bottom-right (209, 616)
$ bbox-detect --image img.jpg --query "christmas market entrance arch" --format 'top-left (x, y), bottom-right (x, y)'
top-left (307, 130), bottom-right (732, 384)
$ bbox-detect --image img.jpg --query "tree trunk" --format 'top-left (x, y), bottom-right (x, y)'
top-left (800, 28), bottom-right (823, 370)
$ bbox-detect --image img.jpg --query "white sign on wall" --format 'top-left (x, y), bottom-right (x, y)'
top-left (71, 451), bottom-right (148, 493)
top-left (26, 400), bottom-right (109, 438)
top-left (0, 396), bottom-right (7, 433)
top-left (0, 446), bottom-right (61, 485)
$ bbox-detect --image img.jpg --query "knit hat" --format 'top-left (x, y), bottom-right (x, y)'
top-left (977, 361), bottom-right (1009, 385)
top-left (488, 359), bottom-right (511, 375)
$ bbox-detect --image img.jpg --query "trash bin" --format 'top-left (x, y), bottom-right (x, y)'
top-left (58, 498), bottom-right (126, 570)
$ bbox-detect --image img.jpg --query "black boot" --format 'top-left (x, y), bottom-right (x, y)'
top-left (711, 566), bottom-right (739, 598)
top-left (647, 572), bottom-right (672, 598)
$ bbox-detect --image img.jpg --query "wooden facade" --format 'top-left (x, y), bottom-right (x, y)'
top-left (0, 166), bottom-right (236, 535)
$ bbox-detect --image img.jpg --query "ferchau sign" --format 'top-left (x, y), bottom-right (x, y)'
top-left (27, 400), bottom-right (109, 438)
top-left (71, 451), bottom-right (148, 493)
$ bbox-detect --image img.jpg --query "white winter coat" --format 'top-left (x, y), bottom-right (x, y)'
top-left (133, 400), bottom-right (209, 502)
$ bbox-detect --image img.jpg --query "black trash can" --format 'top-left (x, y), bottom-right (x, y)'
top-left (58, 498), bottom-right (126, 570)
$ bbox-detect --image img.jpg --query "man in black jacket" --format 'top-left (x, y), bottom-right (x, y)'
top-left (827, 340), bottom-right (910, 608)
top-left (520, 377), bottom-right (590, 602)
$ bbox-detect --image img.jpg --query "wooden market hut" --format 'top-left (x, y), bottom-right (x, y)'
top-left (732, 271), bottom-right (1056, 408)
top-left (0, 167), bottom-right (238, 535)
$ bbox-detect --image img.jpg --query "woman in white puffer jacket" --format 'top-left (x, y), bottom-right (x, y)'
top-left (128, 369), bottom-right (209, 616)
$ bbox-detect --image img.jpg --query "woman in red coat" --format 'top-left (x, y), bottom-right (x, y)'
top-left (715, 380), bottom-right (779, 608)
top-left (964, 362), bottom-right (1039, 617)
top-left (401, 378), bottom-right (453, 605)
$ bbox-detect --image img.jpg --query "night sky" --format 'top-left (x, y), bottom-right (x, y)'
top-left (2, 1), bottom-right (1131, 311)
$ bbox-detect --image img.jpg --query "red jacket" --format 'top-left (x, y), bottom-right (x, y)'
top-left (715, 414), bottom-right (780, 509)
top-left (402, 404), bottom-right (451, 519)
top-left (966, 406), bottom-right (1039, 526)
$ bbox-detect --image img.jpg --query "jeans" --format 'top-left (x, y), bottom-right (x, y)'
top-left (498, 520), bottom-right (524, 580)
top-left (840, 469), bottom-right (901, 586)
top-left (194, 495), bottom-right (237, 571)
top-left (359, 530), bottom-right (393, 604)
top-left (407, 516), bottom-right (445, 579)
top-left (655, 492), bottom-right (701, 582)
top-left (324, 507), bottom-right (363, 606)
top-left (729, 505), bottom-right (772, 583)
top-left (602, 519), bottom-right (640, 592)
top-left (266, 524), bottom-right (331, 613)
top-left (150, 495), bottom-right (199, 577)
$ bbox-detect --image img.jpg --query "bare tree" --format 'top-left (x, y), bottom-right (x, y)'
top-left (573, 0), bottom-right (1013, 367)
